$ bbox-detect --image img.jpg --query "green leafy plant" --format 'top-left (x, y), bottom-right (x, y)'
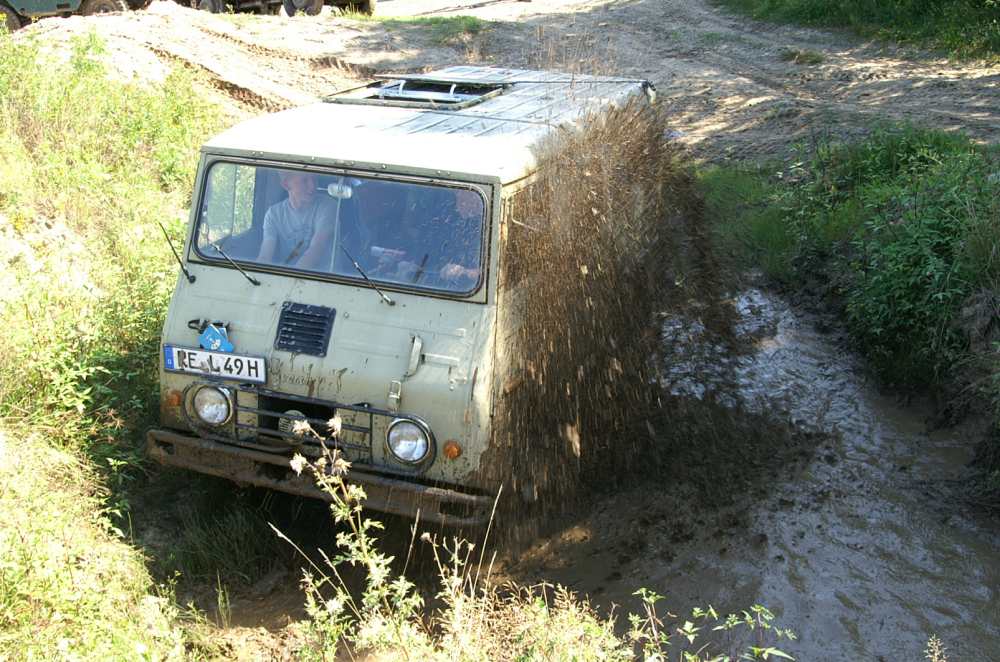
top-left (278, 420), bottom-right (797, 661)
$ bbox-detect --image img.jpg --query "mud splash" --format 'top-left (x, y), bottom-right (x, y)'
top-left (503, 287), bottom-right (1000, 661)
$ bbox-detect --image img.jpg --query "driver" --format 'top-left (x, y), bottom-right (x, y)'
top-left (256, 171), bottom-right (338, 270)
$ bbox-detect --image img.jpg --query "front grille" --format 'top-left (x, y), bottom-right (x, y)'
top-left (226, 386), bottom-right (427, 478)
top-left (274, 301), bottom-right (335, 357)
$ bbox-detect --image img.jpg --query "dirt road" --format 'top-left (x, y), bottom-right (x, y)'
top-left (25, 0), bottom-right (999, 158)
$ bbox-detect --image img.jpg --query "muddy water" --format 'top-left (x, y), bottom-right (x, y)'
top-left (504, 289), bottom-right (1000, 661)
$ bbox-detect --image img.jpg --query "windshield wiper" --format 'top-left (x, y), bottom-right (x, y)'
top-left (210, 242), bottom-right (261, 286)
top-left (340, 245), bottom-right (395, 306)
top-left (158, 222), bottom-right (195, 283)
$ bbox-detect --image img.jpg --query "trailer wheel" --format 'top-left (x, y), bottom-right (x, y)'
top-left (125, 0), bottom-right (153, 9)
top-left (351, 0), bottom-right (374, 14)
top-left (1, 4), bottom-right (21, 31)
top-left (79, 0), bottom-right (127, 13)
top-left (282, 0), bottom-right (319, 16)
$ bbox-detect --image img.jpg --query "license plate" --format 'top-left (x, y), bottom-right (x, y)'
top-left (163, 345), bottom-right (266, 384)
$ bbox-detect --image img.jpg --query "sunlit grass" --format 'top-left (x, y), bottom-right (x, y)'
top-left (340, 13), bottom-right (492, 45)
top-left (0, 30), bottom-right (222, 658)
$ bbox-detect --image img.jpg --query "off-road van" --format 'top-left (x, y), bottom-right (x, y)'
top-left (147, 66), bottom-right (662, 527)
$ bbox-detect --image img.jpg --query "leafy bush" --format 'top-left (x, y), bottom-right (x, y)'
top-left (716, 0), bottom-right (1000, 60)
top-left (705, 126), bottom-right (1000, 389)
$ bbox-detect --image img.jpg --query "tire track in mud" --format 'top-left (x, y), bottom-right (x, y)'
top-left (193, 24), bottom-right (379, 76)
top-left (143, 43), bottom-right (290, 113)
top-left (464, 0), bottom-right (999, 156)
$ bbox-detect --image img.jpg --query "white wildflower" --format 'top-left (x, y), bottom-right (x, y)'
top-left (289, 453), bottom-right (307, 476)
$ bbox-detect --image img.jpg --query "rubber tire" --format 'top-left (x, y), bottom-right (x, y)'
top-left (351, 0), bottom-right (374, 14)
top-left (78, 0), bottom-right (127, 13)
top-left (196, 0), bottom-right (223, 12)
top-left (126, 0), bottom-right (153, 10)
top-left (1, 3), bottom-right (22, 31)
top-left (302, 0), bottom-right (321, 16)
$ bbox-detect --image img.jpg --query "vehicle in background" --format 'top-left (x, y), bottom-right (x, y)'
top-left (1, 0), bottom-right (148, 32)
top-left (189, 0), bottom-right (373, 16)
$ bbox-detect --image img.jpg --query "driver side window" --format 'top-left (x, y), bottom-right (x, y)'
top-left (198, 163), bottom-right (256, 259)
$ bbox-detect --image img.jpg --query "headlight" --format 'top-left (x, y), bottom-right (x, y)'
top-left (192, 386), bottom-right (231, 426)
top-left (386, 419), bottom-right (432, 464)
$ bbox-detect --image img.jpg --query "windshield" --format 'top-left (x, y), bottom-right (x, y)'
top-left (194, 162), bottom-right (487, 295)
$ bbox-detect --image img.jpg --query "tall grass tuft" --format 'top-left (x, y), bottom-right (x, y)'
top-left (0, 30), bottom-right (221, 658)
top-left (0, 30), bottom-right (218, 479)
top-left (705, 125), bottom-right (1000, 389)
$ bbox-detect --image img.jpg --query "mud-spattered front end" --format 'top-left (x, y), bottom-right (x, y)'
top-left (148, 266), bottom-right (497, 526)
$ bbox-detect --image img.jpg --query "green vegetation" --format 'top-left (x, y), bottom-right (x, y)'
top-left (281, 425), bottom-right (797, 661)
top-left (778, 47), bottom-right (824, 65)
top-left (0, 30), bottom-right (221, 658)
top-left (706, 126), bottom-right (999, 387)
top-left (343, 13), bottom-right (491, 45)
top-left (0, 431), bottom-right (186, 658)
top-left (704, 124), bottom-right (1000, 502)
top-left (716, 0), bottom-right (1000, 60)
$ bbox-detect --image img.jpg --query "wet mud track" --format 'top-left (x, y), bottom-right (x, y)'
top-left (500, 289), bottom-right (1000, 661)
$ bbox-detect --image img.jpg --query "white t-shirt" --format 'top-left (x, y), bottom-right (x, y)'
top-left (262, 196), bottom-right (339, 265)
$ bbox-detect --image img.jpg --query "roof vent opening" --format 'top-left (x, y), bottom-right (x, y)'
top-left (327, 77), bottom-right (506, 110)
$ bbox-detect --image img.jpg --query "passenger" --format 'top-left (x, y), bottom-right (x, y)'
top-left (434, 188), bottom-right (483, 286)
top-left (256, 171), bottom-right (339, 270)
top-left (364, 186), bottom-right (483, 289)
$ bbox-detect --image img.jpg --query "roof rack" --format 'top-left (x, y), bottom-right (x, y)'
top-left (326, 76), bottom-right (508, 110)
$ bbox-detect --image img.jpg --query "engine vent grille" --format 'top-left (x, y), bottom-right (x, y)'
top-left (273, 302), bottom-right (335, 357)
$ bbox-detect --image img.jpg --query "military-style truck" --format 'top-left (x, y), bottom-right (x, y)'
top-left (2, 0), bottom-right (146, 32)
top-left (146, 66), bottom-right (661, 527)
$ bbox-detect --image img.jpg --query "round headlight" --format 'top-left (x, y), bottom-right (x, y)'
top-left (386, 419), bottom-right (431, 464)
top-left (192, 386), bottom-right (231, 426)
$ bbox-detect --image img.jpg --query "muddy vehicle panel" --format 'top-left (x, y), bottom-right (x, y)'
top-left (147, 66), bottom-right (656, 526)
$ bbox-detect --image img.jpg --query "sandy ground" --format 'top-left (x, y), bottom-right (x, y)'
top-left (21, 0), bottom-right (999, 159)
top-left (16, 1), bottom-right (1000, 658)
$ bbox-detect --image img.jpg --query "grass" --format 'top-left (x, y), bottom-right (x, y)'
top-left (342, 14), bottom-right (492, 45)
top-left (716, 0), bottom-right (1000, 61)
top-left (0, 29), bottom-right (222, 658)
top-left (0, 430), bottom-right (187, 658)
top-left (779, 47), bottom-right (824, 65)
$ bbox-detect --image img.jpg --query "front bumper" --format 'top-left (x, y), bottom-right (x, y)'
top-left (146, 429), bottom-right (492, 527)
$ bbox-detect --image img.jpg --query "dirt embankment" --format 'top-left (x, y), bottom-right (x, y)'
top-left (21, 0), bottom-right (999, 158)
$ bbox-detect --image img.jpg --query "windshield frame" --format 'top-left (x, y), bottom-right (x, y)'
top-left (186, 156), bottom-right (492, 300)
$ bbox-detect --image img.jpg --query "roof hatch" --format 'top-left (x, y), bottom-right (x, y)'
top-left (326, 76), bottom-right (507, 110)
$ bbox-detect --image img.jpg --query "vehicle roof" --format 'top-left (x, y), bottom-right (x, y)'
top-left (202, 66), bottom-right (651, 184)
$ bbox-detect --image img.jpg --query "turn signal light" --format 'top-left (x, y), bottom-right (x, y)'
top-left (443, 440), bottom-right (462, 460)
top-left (164, 390), bottom-right (182, 407)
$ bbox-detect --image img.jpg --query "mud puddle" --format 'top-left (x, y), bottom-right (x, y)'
top-left (502, 288), bottom-right (1000, 661)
